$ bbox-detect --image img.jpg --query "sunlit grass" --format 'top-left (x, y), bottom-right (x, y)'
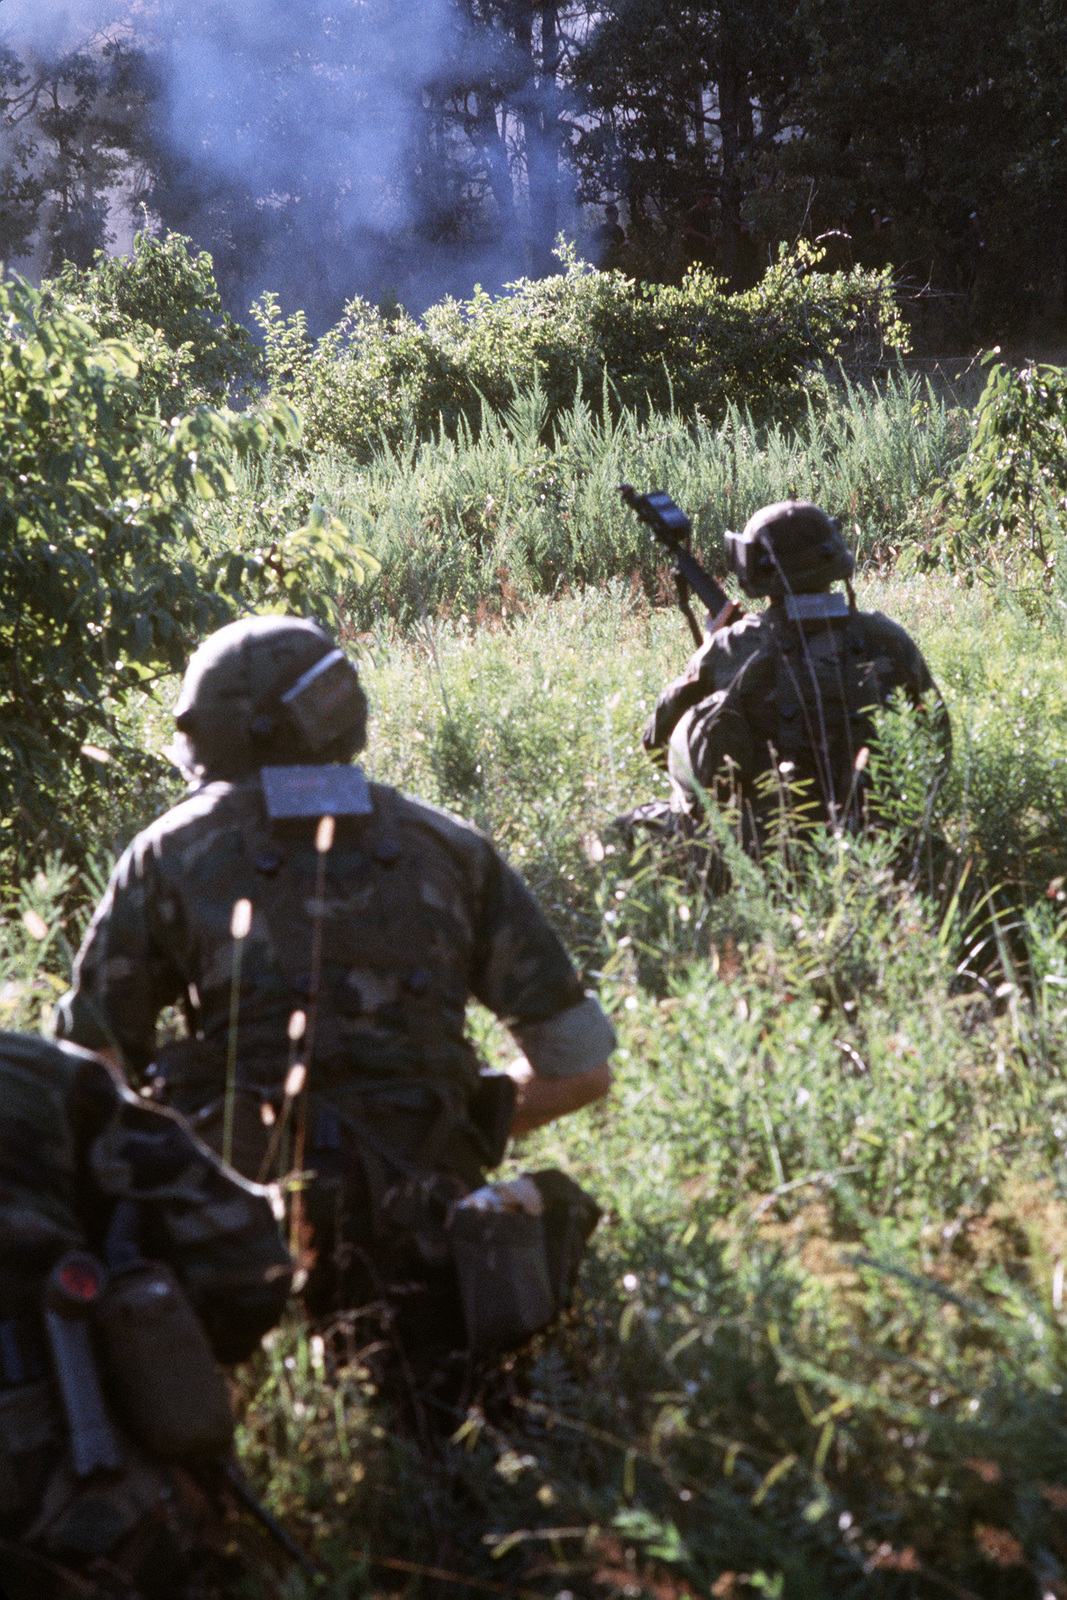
top-left (10, 377), bottom-right (1067, 1596)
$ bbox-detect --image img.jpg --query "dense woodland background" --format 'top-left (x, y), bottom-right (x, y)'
top-left (2, 0), bottom-right (1066, 341)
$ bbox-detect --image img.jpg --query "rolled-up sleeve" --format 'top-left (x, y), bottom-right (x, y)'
top-left (470, 851), bottom-right (615, 1076)
top-left (512, 994), bottom-right (616, 1079)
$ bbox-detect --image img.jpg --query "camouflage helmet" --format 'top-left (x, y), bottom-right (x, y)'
top-left (172, 616), bottom-right (368, 780)
top-left (724, 500), bottom-right (855, 598)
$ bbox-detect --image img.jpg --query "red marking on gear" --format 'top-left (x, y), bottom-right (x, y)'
top-left (57, 1258), bottom-right (103, 1302)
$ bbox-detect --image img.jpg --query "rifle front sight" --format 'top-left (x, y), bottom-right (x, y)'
top-left (619, 485), bottom-right (692, 546)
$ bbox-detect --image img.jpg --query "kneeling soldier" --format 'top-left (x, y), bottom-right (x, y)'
top-left (644, 500), bottom-right (951, 852)
top-left (57, 617), bottom-right (614, 1359)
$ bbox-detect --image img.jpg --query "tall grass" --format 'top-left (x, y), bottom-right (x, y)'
top-left (12, 366), bottom-right (1067, 1597)
top-left (202, 368), bottom-right (969, 633)
top-left (234, 579), bottom-right (1067, 1595)
top-left (230, 813), bottom-right (1067, 1599)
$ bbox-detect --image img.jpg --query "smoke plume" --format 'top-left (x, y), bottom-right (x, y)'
top-left (0, 0), bottom-right (572, 328)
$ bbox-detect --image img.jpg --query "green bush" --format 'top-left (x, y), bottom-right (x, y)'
top-left (256, 243), bottom-right (908, 463)
top-left (49, 230), bottom-right (263, 414)
top-left (913, 357), bottom-right (1067, 586)
top-left (952, 359), bottom-right (1067, 567)
top-left (0, 274), bottom-right (375, 872)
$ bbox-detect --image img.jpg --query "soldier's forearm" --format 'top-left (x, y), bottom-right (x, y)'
top-left (509, 1061), bottom-right (612, 1137)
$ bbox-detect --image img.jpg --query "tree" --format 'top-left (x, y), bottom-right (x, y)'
top-left (4, 0), bottom-right (1067, 336)
top-left (748, 0), bottom-right (1067, 335)
top-left (568, 0), bottom-right (798, 286)
top-left (568, 0), bottom-right (1067, 334)
top-left (124, 0), bottom-right (586, 323)
top-left (0, 1), bottom-right (595, 321)
top-left (0, 44), bottom-right (46, 260)
top-left (0, 35), bottom-right (158, 270)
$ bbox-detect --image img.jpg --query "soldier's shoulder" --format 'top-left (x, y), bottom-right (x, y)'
top-left (703, 610), bottom-right (776, 684)
top-left (724, 610), bottom-right (775, 653)
top-left (373, 784), bottom-right (494, 860)
top-left (854, 610), bottom-right (923, 657)
top-left (717, 610), bottom-right (768, 642)
top-left (128, 779), bottom-right (250, 856)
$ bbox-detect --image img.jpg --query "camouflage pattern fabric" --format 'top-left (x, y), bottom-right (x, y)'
top-left (0, 1032), bottom-right (291, 1596)
top-left (56, 777), bottom-right (607, 1102)
top-left (55, 774), bottom-right (614, 1329)
top-left (644, 605), bottom-right (949, 844)
top-left (0, 1033), bottom-right (290, 1360)
top-left (6, 1449), bottom-right (237, 1600)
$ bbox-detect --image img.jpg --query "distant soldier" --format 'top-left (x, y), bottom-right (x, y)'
top-left (57, 616), bottom-right (613, 1358)
top-left (592, 202), bottom-right (625, 268)
top-left (0, 1031), bottom-right (291, 1600)
top-left (643, 501), bottom-right (951, 854)
top-left (681, 191), bottom-right (721, 273)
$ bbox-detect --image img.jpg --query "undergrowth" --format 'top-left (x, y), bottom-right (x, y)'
top-left (198, 367), bottom-right (968, 633)
top-left (228, 822), bottom-right (1067, 1600)
top-left (7, 568), bottom-right (1067, 1597)
top-left (8, 342), bottom-right (1067, 1596)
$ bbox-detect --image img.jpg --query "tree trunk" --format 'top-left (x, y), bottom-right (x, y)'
top-left (515, 0), bottom-right (560, 276)
top-left (470, 91), bottom-right (519, 233)
top-left (715, 33), bottom-right (753, 289)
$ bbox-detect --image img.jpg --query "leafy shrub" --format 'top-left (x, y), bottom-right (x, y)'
top-left (954, 359), bottom-right (1067, 559)
top-left (50, 230), bottom-right (263, 414)
top-left (0, 275), bottom-right (375, 872)
top-left (921, 357), bottom-right (1067, 584)
top-left (256, 243), bottom-right (908, 462)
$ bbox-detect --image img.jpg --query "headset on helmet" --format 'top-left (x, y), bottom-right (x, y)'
top-left (171, 616), bottom-right (368, 780)
top-left (724, 500), bottom-right (855, 599)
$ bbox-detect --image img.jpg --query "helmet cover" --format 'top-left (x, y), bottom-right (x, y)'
top-left (724, 500), bottom-right (854, 598)
top-left (171, 616), bottom-right (367, 780)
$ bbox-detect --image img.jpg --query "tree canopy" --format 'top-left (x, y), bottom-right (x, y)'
top-left (0, 1), bottom-right (1064, 339)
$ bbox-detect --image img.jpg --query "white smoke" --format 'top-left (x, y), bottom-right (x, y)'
top-left (0, 0), bottom-right (124, 54)
top-left (0, 0), bottom-right (569, 324)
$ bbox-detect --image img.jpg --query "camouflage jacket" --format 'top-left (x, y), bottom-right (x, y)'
top-left (56, 774), bottom-right (614, 1113)
top-left (645, 602), bottom-right (949, 828)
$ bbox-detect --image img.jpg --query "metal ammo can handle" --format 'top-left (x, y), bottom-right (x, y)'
top-left (43, 1252), bottom-right (123, 1478)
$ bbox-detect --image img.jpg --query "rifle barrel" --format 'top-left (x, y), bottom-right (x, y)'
top-left (620, 484), bottom-right (741, 633)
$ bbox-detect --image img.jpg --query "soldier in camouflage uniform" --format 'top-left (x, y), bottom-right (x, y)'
top-left (643, 501), bottom-right (950, 853)
top-left (0, 1031), bottom-right (291, 1600)
top-left (56, 616), bottom-right (613, 1347)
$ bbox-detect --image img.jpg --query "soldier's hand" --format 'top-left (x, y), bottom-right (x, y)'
top-left (641, 710), bottom-right (669, 763)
